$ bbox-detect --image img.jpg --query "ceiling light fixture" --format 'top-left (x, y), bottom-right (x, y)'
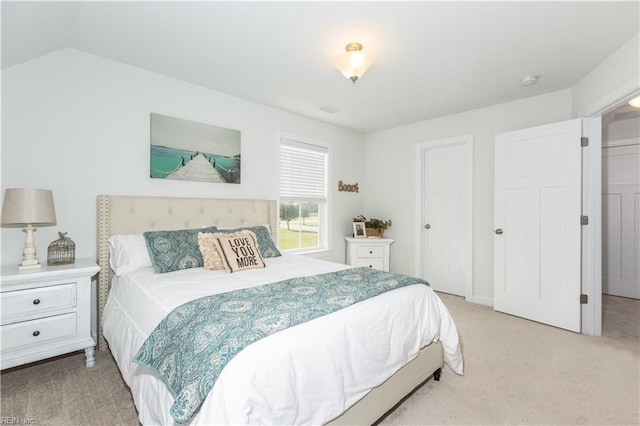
top-left (336, 42), bottom-right (371, 84)
top-left (628, 95), bottom-right (640, 108)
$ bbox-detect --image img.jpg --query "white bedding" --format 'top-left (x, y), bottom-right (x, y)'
top-left (102, 254), bottom-right (463, 425)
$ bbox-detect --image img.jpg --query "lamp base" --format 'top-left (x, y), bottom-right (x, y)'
top-left (19, 225), bottom-right (42, 271)
top-left (19, 260), bottom-right (42, 271)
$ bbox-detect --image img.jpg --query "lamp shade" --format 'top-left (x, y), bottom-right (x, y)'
top-left (1, 188), bottom-right (57, 226)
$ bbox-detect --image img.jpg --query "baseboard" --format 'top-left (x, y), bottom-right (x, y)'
top-left (470, 295), bottom-right (493, 307)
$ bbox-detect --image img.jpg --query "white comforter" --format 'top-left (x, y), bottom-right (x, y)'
top-left (102, 255), bottom-right (463, 425)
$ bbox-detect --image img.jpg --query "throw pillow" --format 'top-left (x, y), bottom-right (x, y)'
top-left (144, 226), bottom-right (218, 273)
top-left (198, 231), bottom-right (248, 271)
top-left (213, 231), bottom-right (266, 273)
top-left (216, 225), bottom-right (281, 258)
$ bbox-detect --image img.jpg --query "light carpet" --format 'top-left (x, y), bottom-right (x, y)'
top-left (1, 294), bottom-right (637, 425)
top-left (381, 294), bottom-right (639, 425)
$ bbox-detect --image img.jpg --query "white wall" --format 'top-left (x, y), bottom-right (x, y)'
top-left (604, 116), bottom-right (640, 142)
top-left (1, 49), bottom-right (364, 266)
top-left (362, 32), bottom-right (639, 305)
top-left (362, 90), bottom-right (573, 303)
top-left (572, 33), bottom-right (639, 117)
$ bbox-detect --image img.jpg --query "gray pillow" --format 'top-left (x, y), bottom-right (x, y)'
top-left (144, 226), bottom-right (218, 273)
top-left (216, 225), bottom-right (281, 258)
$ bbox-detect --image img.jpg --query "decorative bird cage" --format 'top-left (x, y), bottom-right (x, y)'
top-left (48, 232), bottom-right (75, 265)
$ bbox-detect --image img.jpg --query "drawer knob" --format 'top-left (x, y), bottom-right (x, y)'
top-left (369, 251), bottom-right (373, 254)
top-left (32, 330), bottom-right (40, 337)
top-left (33, 299), bottom-right (41, 305)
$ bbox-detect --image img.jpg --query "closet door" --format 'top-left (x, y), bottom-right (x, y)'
top-left (416, 134), bottom-right (472, 299)
top-left (602, 143), bottom-right (640, 299)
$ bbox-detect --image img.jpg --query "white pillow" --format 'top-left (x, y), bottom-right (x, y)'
top-left (108, 234), bottom-right (153, 276)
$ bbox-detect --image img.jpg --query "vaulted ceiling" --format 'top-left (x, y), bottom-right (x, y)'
top-left (2, 1), bottom-right (638, 133)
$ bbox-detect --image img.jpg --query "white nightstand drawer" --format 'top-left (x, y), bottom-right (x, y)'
top-left (355, 259), bottom-right (385, 270)
top-left (346, 237), bottom-right (394, 272)
top-left (2, 313), bottom-right (77, 352)
top-left (355, 246), bottom-right (385, 258)
top-left (1, 260), bottom-right (99, 369)
top-left (1, 283), bottom-right (77, 325)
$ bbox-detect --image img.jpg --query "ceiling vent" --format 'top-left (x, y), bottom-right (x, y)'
top-left (319, 105), bottom-right (342, 114)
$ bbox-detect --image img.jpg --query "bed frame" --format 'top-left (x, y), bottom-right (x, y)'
top-left (96, 194), bottom-right (443, 425)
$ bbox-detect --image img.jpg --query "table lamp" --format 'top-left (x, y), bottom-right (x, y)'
top-left (1, 188), bottom-right (57, 270)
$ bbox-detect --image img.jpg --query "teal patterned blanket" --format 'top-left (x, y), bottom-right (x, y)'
top-left (133, 267), bottom-right (428, 423)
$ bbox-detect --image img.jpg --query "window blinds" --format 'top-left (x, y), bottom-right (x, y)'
top-left (279, 139), bottom-right (327, 202)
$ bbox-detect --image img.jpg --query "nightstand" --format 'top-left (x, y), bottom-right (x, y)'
top-left (345, 236), bottom-right (394, 272)
top-left (0, 259), bottom-right (100, 370)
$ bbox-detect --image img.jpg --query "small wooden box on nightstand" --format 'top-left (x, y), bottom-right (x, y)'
top-left (345, 236), bottom-right (394, 272)
top-left (0, 259), bottom-right (100, 370)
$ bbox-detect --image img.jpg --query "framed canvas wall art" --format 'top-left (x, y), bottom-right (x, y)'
top-left (150, 113), bottom-right (241, 183)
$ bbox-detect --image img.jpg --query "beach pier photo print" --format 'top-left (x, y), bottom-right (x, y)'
top-left (150, 113), bottom-right (241, 183)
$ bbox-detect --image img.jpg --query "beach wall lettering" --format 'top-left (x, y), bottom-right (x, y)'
top-left (338, 181), bottom-right (359, 193)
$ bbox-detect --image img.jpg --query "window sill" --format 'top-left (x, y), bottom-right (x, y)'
top-left (283, 248), bottom-right (333, 258)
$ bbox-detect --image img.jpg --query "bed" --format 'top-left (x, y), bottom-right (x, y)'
top-left (97, 195), bottom-right (463, 425)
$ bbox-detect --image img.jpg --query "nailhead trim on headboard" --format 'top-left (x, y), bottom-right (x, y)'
top-left (97, 195), bottom-right (110, 350)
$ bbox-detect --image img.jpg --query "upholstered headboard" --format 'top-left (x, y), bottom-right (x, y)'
top-left (96, 195), bottom-right (278, 350)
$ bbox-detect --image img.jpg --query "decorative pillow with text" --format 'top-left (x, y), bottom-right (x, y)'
top-left (215, 225), bottom-right (281, 258)
top-left (212, 231), bottom-right (266, 273)
top-left (198, 231), bottom-right (249, 271)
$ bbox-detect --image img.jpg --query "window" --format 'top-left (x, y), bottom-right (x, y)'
top-left (278, 138), bottom-right (329, 252)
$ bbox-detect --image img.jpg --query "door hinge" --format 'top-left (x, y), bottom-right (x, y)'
top-left (581, 137), bottom-right (589, 147)
top-left (580, 294), bottom-right (588, 304)
top-left (581, 215), bottom-right (589, 226)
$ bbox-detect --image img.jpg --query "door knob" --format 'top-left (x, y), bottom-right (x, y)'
top-left (495, 228), bottom-right (503, 235)
top-left (424, 224), bottom-right (431, 229)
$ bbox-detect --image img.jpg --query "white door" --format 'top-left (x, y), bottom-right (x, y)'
top-left (494, 119), bottom-right (582, 332)
top-left (602, 143), bottom-right (640, 299)
top-left (418, 135), bottom-right (472, 297)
